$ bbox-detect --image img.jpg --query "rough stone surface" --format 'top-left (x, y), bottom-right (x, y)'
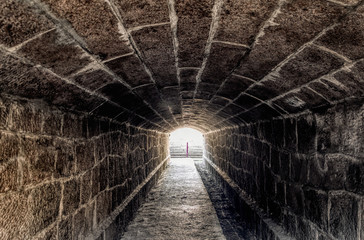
top-left (0, 0), bottom-right (362, 131)
top-left (204, 100), bottom-right (364, 240)
top-left (18, 29), bottom-right (91, 76)
top-left (0, 1), bottom-right (364, 239)
top-left (0, 94), bottom-right (169, 239)
top-left (0, 0), bottom-right (53, 47)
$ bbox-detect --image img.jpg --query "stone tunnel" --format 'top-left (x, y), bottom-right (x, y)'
top-left (0, 0), bottom-right (363, 239)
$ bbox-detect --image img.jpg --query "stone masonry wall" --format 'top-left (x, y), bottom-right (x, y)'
top-left (0, 94), bottom-right (169, 240)
top-left (204, 100), bottom-right (363, 240)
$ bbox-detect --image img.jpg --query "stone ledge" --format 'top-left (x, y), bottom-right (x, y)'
top-left (87, 156), bottom-right (170, 240)
top-left (203, 156), bottom-right (294, 240)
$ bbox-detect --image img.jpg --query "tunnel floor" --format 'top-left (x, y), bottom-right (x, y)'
top-left (120, 158), bottom-right (226, 240)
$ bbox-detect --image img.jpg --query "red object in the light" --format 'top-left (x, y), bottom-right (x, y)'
top-left (186, 142), bottom-right (188, 157)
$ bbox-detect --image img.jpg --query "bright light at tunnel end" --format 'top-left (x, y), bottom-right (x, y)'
top-left (169, 127), bottom-right (204, 146)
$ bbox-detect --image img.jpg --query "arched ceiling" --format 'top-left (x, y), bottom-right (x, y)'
top-left (0, 0), bottom-right (363, 132)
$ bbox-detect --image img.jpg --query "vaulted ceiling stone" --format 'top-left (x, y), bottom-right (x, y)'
top-left (1, 0), bottom-right (363, 132)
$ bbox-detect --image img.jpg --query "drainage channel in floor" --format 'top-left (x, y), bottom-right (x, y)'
top-left (194, 159), bottom-right (256, 240)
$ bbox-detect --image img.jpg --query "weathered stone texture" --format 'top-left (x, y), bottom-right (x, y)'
top-left (0, 94), bottom-right (169, 239)
top-left (115, 0), bottom-right (170, 28)
top-left (42, 0), bottom-right (132, 60)
top-left (204, 100), bottom-right (364, 239)
top-left (132, 25), bottom-right (178, 88)
top-left (0, 0), bottom-right (363, 132)
top-left (176, 0), bottom-right (214, 67)
top-left (0, 0), bottom-right (53, 47)
top-left (18, 29), bottom-right (91, 76)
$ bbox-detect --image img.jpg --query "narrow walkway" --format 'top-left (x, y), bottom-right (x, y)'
top-left (121, 158), bottom-right (226, 240)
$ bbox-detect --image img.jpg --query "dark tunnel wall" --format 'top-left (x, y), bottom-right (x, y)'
top-left (204, 100), bottom-right (364, 240)
top-left (0, 94), bottom-right (169, 239)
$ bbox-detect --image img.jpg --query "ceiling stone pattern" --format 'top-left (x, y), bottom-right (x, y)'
top-left (0, 0), bottom-right (363, 132)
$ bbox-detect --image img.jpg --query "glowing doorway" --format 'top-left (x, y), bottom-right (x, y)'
top-left (169, 128), bottom-right (204, 158)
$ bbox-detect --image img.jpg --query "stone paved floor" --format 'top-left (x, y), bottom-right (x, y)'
top-left (120, 158), bottom-right (226, 240)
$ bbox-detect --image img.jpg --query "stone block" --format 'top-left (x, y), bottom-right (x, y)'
top-left (315, 111), bottom-right (334, 154)
top-left (10, 103), bottom-right (43, 134)
top-left (43, 110), bottom-right (63, 136)
top-left (329, 192), bottom-right (359, 240)
top-left (92, 164), bottom-right (101, 197)
top-left (63, 178), bottom-right (80, 216)
top-left (87, 117), bottom-right (101, 138)
top-left (115, 0), bottom-right (169, 28)
top-left (0, 191), bottom-right (31, 239)
top-left (329, 61), bottom-right (364, 100)
top-left (291, 154), bottom-right (308, 184)
top-left (92, 102), bottom-right (124, 120)
top-left (284, 118), bottom-right (297, 152)
top-left (73, 208), bottom-right (86, 240)
top-left (80, 170), bottom-right (92, 204)
top-left (245, 82), bottom-right (279, 101)
top-left (73, 69), bottom-right (116, 91)
top-left (131, 25), bottom-right (177, 87)
top-left (63, 114), bottom-right (83, 138)
top-left (29, 183), bottom-right (62, 235)
top-left (296, 217), bottom-right (317, 240)
top-left (96, 191), bottom-right (112, 224)
top-left (97, 82), bottom-right (130, 103)
top-left (84, 201), bottom-right (95, 234)
top-left (280, 153), bottom-right (290, 181)
top-left (272, 44), bottom-right (345, 94)
top-left (0, 132), bottom-right (19, 164)
top-left (273, 87), bottom-right (330, 114)
top-left (22, 136), bottom-right (56, 185)
top-left (267, 199), bottom-right (282, 221)
top-left (304, 188), bottom-right (328, 231)
top-left (176, 0), bottom-right (213, 67)
top-left (346, 162), bottom-right (364, 194)
top-left (58, 217), bottom-right (72, 240)
top-left (282, 211), bottom-right (296, 237)
top-left (100, 158), bottom-right (109, 191)
top-left (75, 141), bottom-right (95, 173)
top-left (308, 78), bottom-right (351, 103)
top-left (316, 7), bottom-right (364, 61)
top-left (217, 75), bottom-right (255, 100)
top-left (235, 0), bottom-right (346, 80)
top-left (270, 149), bottom-right (280, 175)
top-left (271, 119), bottom-right (284, 148)
top-left (297, 115), bottom-right (316, 154)
top-left (0, 159), bottom-right (18, 193)
top-left (239, 104), bottom-right (280, 123)
top-left (264, 167), bottom-right (276, 198)
top-left (234, 93), bottom-right (261, 110)
top-left (0, 0), bottom-right (52, 47)
top-left (286, 183), bottom-right (304, 216)
top-left (0, 98), bottom-right (10, 130)
top-left (54, 139), bottom-right (75, 178)
top-left (216, 0), bottom-right (278, 45)
top-left (221, 104), bottom-right (244, 116)
top-left (308, 154), bottom-right (351, 190)
top-left (104, 54), bottom-right (152, 88)
top-left (201, 43), bottom-right (248, 86)
top-left (180, 69), bottom-right (198, 91)
top-left (18, 29), bottom-right (91, 76)
top-left (43, 0), bottom-right (132, 60)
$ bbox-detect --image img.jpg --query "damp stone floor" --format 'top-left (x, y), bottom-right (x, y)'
top-left (120, 158), bottom-right (226, 240)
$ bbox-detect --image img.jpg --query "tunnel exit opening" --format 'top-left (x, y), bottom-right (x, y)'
top-left (169, 128), bottom-right (204, 158)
